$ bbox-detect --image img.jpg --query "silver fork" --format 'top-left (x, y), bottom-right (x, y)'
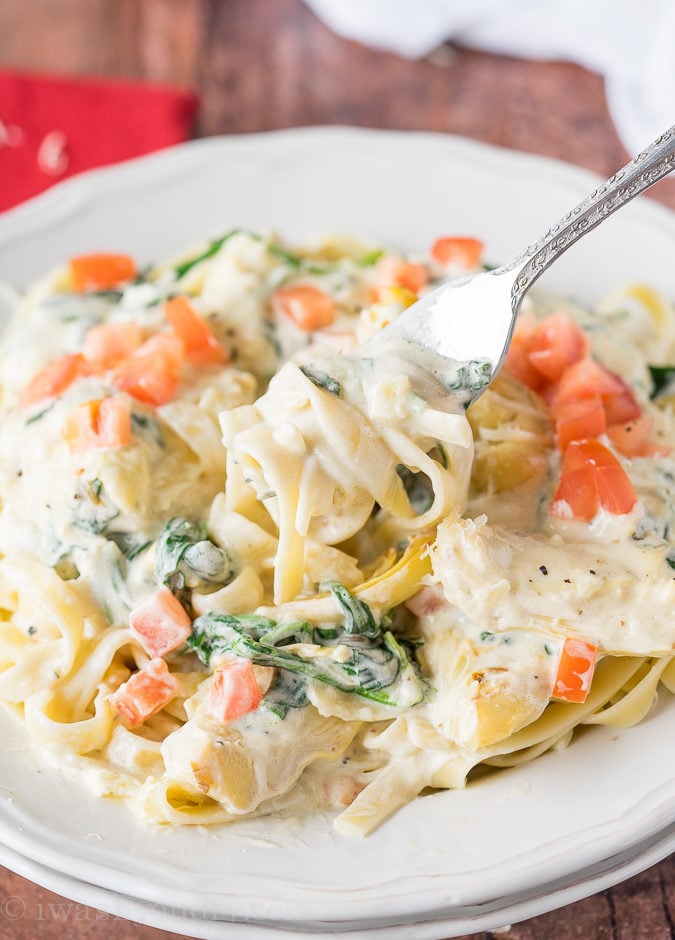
top-left (361, 125), bottom-right (675, 408)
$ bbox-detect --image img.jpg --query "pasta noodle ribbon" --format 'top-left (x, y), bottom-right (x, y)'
top-left (0, 230), bottom-right (671, 838)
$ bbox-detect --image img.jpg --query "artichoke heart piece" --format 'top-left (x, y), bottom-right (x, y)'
top-left (439, 664), bottom-right (553, 750)
top-left (161, 702), bottom-right (360, 815)
top-left (467, 372), bottom-right (553, 495)
top-left (258, 534), bottom-right (432, 624)
top-left (467, 372), bottom-right (552, 436)
top-left (413, 606), bottom-right (556, 750)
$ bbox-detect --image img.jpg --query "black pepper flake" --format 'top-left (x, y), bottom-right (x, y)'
top-left (539, 565), bottom-right (548, 575)
top-left (564, 578), bottom-right (571, 584)
top-left (589, 569), bottom-right (596, 575)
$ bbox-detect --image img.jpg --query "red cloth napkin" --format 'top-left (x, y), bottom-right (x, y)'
top-left (0, 71), bottom-right (198, 212)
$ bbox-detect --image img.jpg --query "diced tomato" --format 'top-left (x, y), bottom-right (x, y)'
top-left (82, 321), bottom-right (143, 370)
top-left (601, 373), bottom-right (642, 425)
top-left (375, 256), bottom-right (429, 295)
top-left (503, 315), bottom-right (546, 391)
top-left (546, 356), bottom-right (644, 452)
top-left (129, 587), bottom-right (192, 658)
top-left (141, 332), bottom-right (184, 372)
top-left (552, 639), bottom-right (596, 703)
top-left (97, 395), bottom-right (132, 446)
top-left (594, 465), bottom-right (638, 514)
top-left (551, 395), bottom-right (606, 452)
top-left (603, 391), bottom-right (642, 426)
top-left (111, 332), bottom-right (184, 406)
top-left (550, 466), bottom-right (599, 520)
top-left (207, 658), bottom-right (263, 722)
top-left (504, 313), bottom-right (586, 391)
top-left (273, 284), bottom-right (336, 331)
top-left (430, 236), bottom-right (483, 270)
top-left (550, 358), bottom-right (625, 407)
top-left (62, 395), bottom-right (132, 453)
top-left (550, 439), bottom-right (636, 520)
top-left (502, 311), bottom-right (649, 489)
top-left (110, 657), bottom-right (179, 727)
top-left (164, 296), bottom-right (228, 366)
top-left (606, 415), bottom-right (654, 457)
top-left (20, 353), bottom-right (90, 407)
top-left (641, 441), bottom-right (673, 458)
top-left (69, 253), bottom-right (137, 292)
top-left (561, 437), bottom-right (622, 472)
top-left (63, 402), bottom-right (99, 452)
top-left (527, 312), bottom-right (587, 383)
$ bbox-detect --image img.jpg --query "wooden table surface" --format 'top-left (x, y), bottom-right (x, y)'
top-left (0, 2), bottom-right (673, 938)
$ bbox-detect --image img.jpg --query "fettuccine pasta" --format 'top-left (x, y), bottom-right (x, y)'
top-left (0, 229), bottom-right (672, 836)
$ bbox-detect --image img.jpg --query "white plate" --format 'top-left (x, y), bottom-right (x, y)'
top-left (0, 827), bottom-right (674, 939)
top-left (0, 128), bottom-right (673, 938)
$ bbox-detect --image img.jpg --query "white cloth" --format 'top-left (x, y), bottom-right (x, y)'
top-left (303, 0), bottom-right (675, 155)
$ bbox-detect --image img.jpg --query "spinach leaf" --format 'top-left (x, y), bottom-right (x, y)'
top-left (174, 229), bottom-right (242, 279)
top-left (326, 583), bottom-right (379, 639)
top-left (156, 517), bottom-right (234, 596)
top-left (299, 366), bottom-right (342, 396)
top-left (126, 540), bottom-right (153, 561)
top-left (266, 242), bottom-right (303, 267)
top-left (73, 479), bottom-right (120, 534)
top-left (188, 595), bottom-right (427, 710)
top-left (340, 640), bottom-right (400, 699)
top-left (131, 411), bottom-right (164, 448)
top-left (259, 619), bottom-right (314, 646)
top-left (26, 401), bottom-right (56, 426)
top-left (105, 531), bottom-right (153, 561)
top-left (261, 671), bottom-right (309, 719)
top-left (266, 241), bottom-right (335, 274)
top-left (480, 630), bottom-right (513, 646)
top-left (397, 465), bottom-right (434, 515)
top-left (188, 613), bottom-right (277, 664)
top-left (189, 616), bottom-right (360, 691)
top-left (434, 442), bottom-right (449, 470)
top-left (448, 359), bottom-right (492, 402)
top-left (89, 289), bottom-right (125, 302)
top-left (358, 249), bottom-right (384, 267)
top-left (648, 365), bottom-right (675, 398)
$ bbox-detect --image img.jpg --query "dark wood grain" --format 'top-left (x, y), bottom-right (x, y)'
top-left (1, 0), bottom-right (674, 207)
top-left (0, 2), bottom-right (673, 939)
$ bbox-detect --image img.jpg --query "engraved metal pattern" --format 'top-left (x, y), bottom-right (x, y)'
top-left (507, 124), bottom-right (675, 311)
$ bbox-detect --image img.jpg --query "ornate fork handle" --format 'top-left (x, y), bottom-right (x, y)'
top-left (508, 125), bottom-right (675, 306)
